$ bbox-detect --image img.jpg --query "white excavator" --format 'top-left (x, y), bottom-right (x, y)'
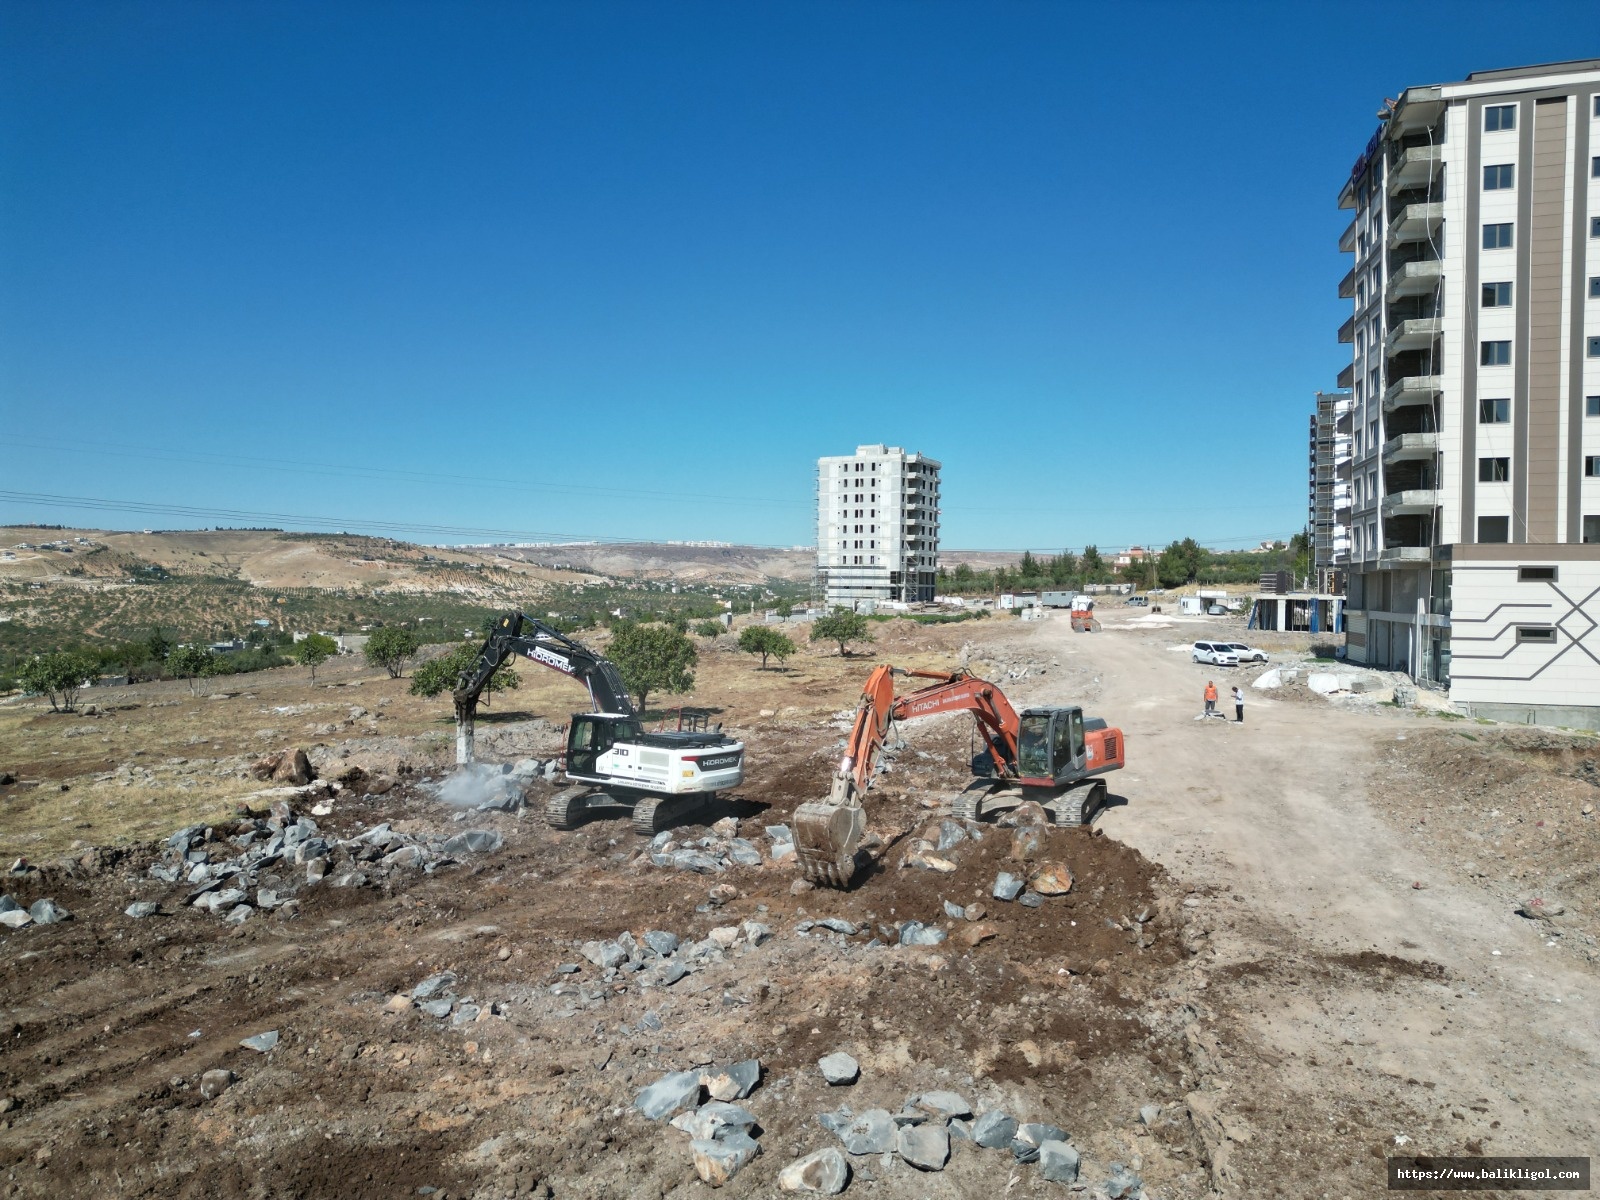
top-left (452, 613), bottom-right (745, 833)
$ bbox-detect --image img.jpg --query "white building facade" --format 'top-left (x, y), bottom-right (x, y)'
top-left (816, 444), bottom-right (941, 609)
top-left (1336, 59), bottom-right (1600, 726)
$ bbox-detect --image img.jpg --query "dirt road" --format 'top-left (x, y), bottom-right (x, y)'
top-left (1006, 608), bottom-right (1600, 1190)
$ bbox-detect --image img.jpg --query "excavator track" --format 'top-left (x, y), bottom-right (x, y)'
top-left (545, 786), bottom-right (593, 831)
top-left (630, 793), bottom-right (712, 836)
top-left (1047, 779), bottom-right (1107, 827)
top-left (950, 786), bottom-right (1018, 824)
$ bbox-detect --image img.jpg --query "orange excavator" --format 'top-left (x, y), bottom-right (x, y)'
top-left (792, 665), bottom-right (1126, 887)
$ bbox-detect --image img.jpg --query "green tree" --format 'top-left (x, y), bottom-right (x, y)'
top-left (1018, 550), bottom-right (1039, 579)
top-left (1289, 528), bottom-right (1312, 587)
top-left (290, 633), bottom-right (339, 684)
top-left (953, 562), bottom-right (974, 585)
top-left (168, 643), bottom-right (219, 696)
top-left (1080, 545), bottom-right (1106, 581)
top-left (738, 625), bottom-right (796, 669)
top-left (774, 598), bottom-right (794, 618)
top-left (364, 626), bottom-right (421, 679)
top-left (810, 608), bottom-right (874, 657)
top-left (1156, 538), bottom-right (1207, 588)
top-left (1048, 550), bottom-right (1079, 586)
top-left (693, 620), bottom-right (723, 639)
top-left (410, 643), bottom-right (519, 699)
top-left (18, 651), bottom-right (96, 713)
top-left (607, 622), bottom-right (697, 713)
top-left (145, 627), bottom-right (172, 671)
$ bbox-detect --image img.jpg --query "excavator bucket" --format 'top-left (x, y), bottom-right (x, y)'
top-left (792, 776), bottom-right (865, 889)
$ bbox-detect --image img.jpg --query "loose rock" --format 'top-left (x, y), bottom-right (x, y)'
top-left (778, 1147), bottom-right (850, 1194)
top-left (199, 1069), bottom-right (236, 1100)
top-left (820, 1108), bottom-right (895, 1155)
top-left (124, 901), bottom-right (160, 919)
top-left (692, 1131), bottom-right (760, 1187)
top-left (1038, 1139), bottom-right (1080, 1183)
top-left (818, 1052), bottom-right (860, 1085)
top-left (239, 1031), bottom-right (279, 1053)
top-left (992, 872), bottom-right (1024, 901)
top-left (635, 1070), bottom-right (704, 1121)
top-left (28, 899), bottom-right (71, 925)
top-left (1011, 1122), bottom-right (1068, 1163)
top-left (702, 1059), bottom-right (760, 1101)
top-left (972, 1110), bottom-right (1017, 1149)
top-left (896, 1123), bottom-right (950, 1171)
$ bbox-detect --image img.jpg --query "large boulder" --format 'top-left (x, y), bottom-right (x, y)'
top-left (635, 1070), bottom-right (703, 1121)
top-left (896, 1123), bottom-right (950, 1171)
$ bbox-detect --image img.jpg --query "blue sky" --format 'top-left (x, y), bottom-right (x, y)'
top-left (0, 2), bottom-right (1591, 551)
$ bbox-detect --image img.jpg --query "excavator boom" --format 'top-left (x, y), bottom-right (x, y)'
top-left (451, 612), bottom-right (633, 764)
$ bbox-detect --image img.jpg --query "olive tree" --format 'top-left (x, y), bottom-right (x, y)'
top-left (290, 633), bottom-right (339, 684)
top-left (607, 622), bottom-right (696, 713)
top-left (18, 651), bottom-right (96, 713)
top-left (364, 627), bottom-right (421, 678)
top-left (810, 609), bottom-right (875, 657)
top-left (738, 625), bottom-right (795, 669)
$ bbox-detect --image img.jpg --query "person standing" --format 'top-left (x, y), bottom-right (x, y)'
top-left (1232, 685), bottom-right (1244, 723)
top-left (1203, 680), bottom-right (1217, 716)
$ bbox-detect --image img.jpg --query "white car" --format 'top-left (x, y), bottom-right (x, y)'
top-left (1224, 642), bottom-right (1268, 663)
top-left (1191, 641), bottom-right (1239, 666)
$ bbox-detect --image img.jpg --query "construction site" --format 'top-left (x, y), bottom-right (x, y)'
top-left (2, 592), bottom-right (1597, 1200)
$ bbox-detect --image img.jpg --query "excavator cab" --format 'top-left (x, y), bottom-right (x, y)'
top-left (566, 713), bottom-right (641, 776)
top-left (1016, 706), bottom-right (1086, 783)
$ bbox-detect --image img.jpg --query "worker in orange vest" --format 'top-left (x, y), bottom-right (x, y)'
top-left (1203, 681), bottom-right (1218, 716)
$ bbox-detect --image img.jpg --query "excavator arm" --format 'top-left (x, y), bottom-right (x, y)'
top-left (792, 667), bottom-right (1022, 887)
top-left (451, 612), bottom-right (634, 764)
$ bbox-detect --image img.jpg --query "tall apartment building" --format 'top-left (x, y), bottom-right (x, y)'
top-left (1309, 389), bottom-right (1354, 587)
top-left (816, 445), bottom-right (941, 609)
top-left (1336, 58), bottom-right (1600, 726)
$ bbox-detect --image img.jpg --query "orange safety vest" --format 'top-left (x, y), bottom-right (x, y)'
top-left (1204, 684), bottom-right (1217, 702)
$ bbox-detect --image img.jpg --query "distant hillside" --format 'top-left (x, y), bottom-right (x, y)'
top-left (483, 541), bottom-right (814, 584)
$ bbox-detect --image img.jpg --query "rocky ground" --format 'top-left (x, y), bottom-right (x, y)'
top-left (1, 610), bottom-right (1596, 1199)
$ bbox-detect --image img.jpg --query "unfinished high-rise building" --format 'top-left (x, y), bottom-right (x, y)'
top-left (816, 444), bottom-right (941, 609)
top-left (1310, 390), bottom-right (1354, 589)
top-left (1335, 58), bottom-right (1600, 726)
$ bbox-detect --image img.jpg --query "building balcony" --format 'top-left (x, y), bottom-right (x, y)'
top-left (1338, 315), bottom-right (1355, 344)
top-left (1339, 218), bottom-right (1358, 254)
top-left (1337, 362), bottom-right (1355, 389)
top-left (1380, 545), bottom-right (1433, 562)
top-left (1387, 202), bottom-right (1443, 247)
top-left (1387, 144), bottom-right (1443, 194)
top-left (1385, 259), bottom-right (1442, 301)
top-left (1385, 317), bottom-right (1442, 356)
top-left (1381, 431), bottom-right (1439, 463)
top-left (1389, 90), bottom-right (1445, 138)
top-left (1338, 268), bottom-right (1356, 299)
top-left (1381, 489), bottom-right (1439, 516)
top-left (1382, 374), bottom-right (1442, 412)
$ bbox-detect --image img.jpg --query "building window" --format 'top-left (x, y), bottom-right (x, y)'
top-left (1482, 282), bottom-right (1513, 307)
top-left (1478, 516), bottom-right (1510, 542)
top-left (1587, 456), bottom-right (1600, 478)
top-left (1518, 565), bottom-right (1557, 582)
top-left (1590, 336), bottom-right (1600, 358)
top-left (1587, 396), bottom-right (1600, 417)
top-left (1479, 398), bottom-right (1510, 423)
top-left (1479, 457), bottom-right (1510, 482)
top-left (1485, 104), bottom-right (1515, 132)
top-left (1516, 626), bottom-right (1558, 644)
top-left (1483, 163), bottom-right (1514, 190)
top-left (1594, 156), bottom-right (1600, 178)
top-left (1481, 341), bottom-right (1512, 366)
top-left (1483, 223), bottom-right (1514, 249)
top-left (1593, 216), bottom-right (1600, 238)
top-left (1584, 515), bottom-right (1600, 543)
